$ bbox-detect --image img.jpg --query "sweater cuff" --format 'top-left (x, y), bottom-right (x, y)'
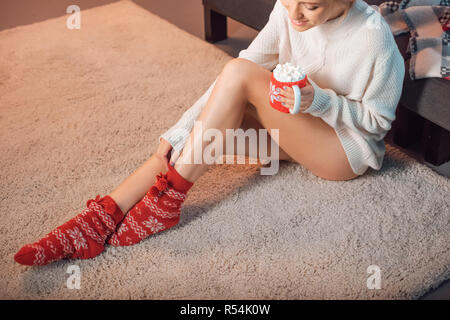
top-left (159, 128), bottom-right (190, 154)
top-left (301, 78), bottom-right (331, 116)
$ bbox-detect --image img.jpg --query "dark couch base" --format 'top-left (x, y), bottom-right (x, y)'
top-left (204, 2), bottom-right (227, 43)
top-left (385, 105), bottom-right (450, 166)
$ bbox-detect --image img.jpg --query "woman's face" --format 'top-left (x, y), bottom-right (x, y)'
top-left (280, 0), bottom-right (348, 31)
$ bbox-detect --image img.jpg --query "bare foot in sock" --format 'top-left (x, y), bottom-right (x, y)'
top-left (107, 164), bottom-right (193, 247)
top-left (14, 195), bottom-right (124, 266)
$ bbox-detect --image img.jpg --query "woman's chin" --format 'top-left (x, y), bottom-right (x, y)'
top-left (292, 23), bottom-right (313, 31)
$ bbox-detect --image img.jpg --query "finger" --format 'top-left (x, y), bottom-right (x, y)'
top-left (281, 87), bottom-right (294, 97)
top-left (169, 150), bottom-right (180, 166)
top-left (300, 101), bottom-right (310, 112)
top-left (281, 96), bottom-right (295, 104)
top-left (281, 102), bottom-right (293, 110)
top-left (160, 143), bottom-right (172, 156)
top-left (166, 148), bottom-right (173, 160)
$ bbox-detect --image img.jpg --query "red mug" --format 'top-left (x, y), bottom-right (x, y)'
top-left (269, 72), bottom-right (308, 114)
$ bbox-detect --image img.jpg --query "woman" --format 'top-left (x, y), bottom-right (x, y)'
top-left (14, 0), bottom-right (405, 266)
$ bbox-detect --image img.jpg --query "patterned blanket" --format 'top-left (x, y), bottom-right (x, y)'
top-left (376, 0), bottom-right (450, 80)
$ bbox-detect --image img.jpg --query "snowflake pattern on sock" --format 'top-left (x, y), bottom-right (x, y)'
top-left (107, 165), bottom-right (193, 247)
top-left (14, 195), bottom-right (124, 266)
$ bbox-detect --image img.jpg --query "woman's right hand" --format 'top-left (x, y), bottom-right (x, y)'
top-left (156, 137), bottom-right (180, 168)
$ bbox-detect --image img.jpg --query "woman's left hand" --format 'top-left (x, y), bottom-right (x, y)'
top-left (279, 78), bottom-right (314, 113)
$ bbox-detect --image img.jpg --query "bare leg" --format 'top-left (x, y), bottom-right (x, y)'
top-left (108, 154), bottom-right (168, 214)
top-left (108, 102), bottom-right (294, 215)
top-left (173, 65), bottom-right (249, 182)
top-left (175, 62), bottom-right (293, 182)
top-left (107, 64), bottom-right (244, 213)
top-left (108, 61), bottom-right (294, 215)
top-left (107, 76), bottom-right (256, 214)
top-left (233, 103), bottom-right (295, 164)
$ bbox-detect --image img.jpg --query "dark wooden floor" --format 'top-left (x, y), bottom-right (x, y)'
top-left (0, 0), bottom-right (448, 300)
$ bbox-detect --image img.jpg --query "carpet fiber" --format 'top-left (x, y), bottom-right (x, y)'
top-left (1, 0), bottom-right (449, 299)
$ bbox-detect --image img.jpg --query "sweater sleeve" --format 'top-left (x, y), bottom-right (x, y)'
top-left (159, 0), bottom-right (283, 153)
top-left (301, 49), bottom-right (405, 141)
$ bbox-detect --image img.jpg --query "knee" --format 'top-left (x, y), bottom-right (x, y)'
top-left (221, 58), bottom-right (252, 85)
top-left (224, 57), bottom-right (249, 70)
top-left (224, 58), bottom-right (254, 71)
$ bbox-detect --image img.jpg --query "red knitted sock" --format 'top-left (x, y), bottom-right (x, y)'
top-left (14, 195), bottom-right (124, 266)
top-left (107, 164), bottom-right (194, 247)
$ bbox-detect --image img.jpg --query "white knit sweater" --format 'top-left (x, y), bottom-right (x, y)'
top-left (159, 0), bottom-right (405, 175)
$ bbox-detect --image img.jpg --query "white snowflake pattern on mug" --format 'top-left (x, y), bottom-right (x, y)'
top-left (269, 82), bottom-right (282, 104)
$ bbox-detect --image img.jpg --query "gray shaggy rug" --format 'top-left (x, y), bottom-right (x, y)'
top-left (0, 0), bottom-right (449, 299)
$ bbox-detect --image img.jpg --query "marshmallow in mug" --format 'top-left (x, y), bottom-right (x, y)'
top-left (273, 62), bottom-right (306, 82)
